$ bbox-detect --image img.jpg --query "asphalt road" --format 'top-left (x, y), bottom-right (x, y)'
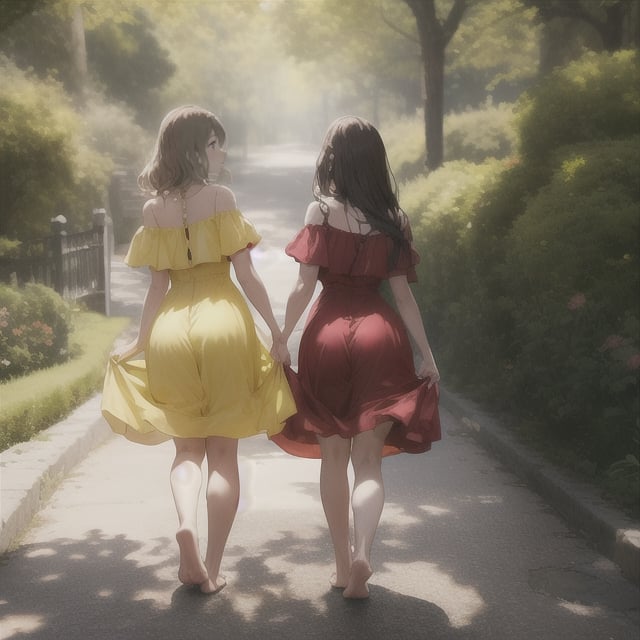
top-left (0, 144), bottom-right (638, 640)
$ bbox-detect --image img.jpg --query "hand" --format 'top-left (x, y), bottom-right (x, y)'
top-left (111, 340), bottom-right (143, 362)
top-left (417, 357), bottom-right (440, 389)
top-left (270, 339), bottom-right (291, 365)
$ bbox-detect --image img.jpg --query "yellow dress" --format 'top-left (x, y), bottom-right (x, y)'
top-left (101, 210), bottom-right (296, 445)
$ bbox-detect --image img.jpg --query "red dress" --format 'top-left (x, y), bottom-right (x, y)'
top-left (271, 219), bottom-right (441, 458)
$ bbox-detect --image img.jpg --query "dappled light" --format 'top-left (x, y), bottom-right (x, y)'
top-left (1, 2), bottom-right (639, 639)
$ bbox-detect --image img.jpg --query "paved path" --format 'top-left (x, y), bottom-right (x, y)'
top-left (1, 145), bottom-right (638, 640)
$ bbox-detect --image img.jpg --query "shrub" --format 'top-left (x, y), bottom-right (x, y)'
top-left (444, 102), bottom-right (517, 163)
top-left (503, 138), bottom-right (640, 466)
top-left (82, 92), bottom-right (152, 168)
top-left (0, 312), bottom-right (129, 451)
top-left (384, 103), bottom-right (517, 182)
top-left (517, 50), bottom-right (640, 169)
top-left (0, 283), bottom-right (72, 381)
top-left (384, 113), bottom-right (427, 183)
top-left (0, 57), bottom-right (112, 241)
top-left (403, 158), bottom-right (505, 383)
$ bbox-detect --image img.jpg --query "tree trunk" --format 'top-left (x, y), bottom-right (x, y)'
top-left (601, 2), bottom-right (625, 51)
top-left (423, 38), bottom-right (445, 171)
top-left (69, 5), bottom-right (88, 100)
top-left (404, 0), bottom-right (467, 172)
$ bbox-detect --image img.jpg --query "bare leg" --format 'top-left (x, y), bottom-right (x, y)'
top-left (344, 421), bottom-right (393, 599)
top-left (317, 434), bottom-right (352, 588)
top-left (200, 436), bottom-right (239, 594)
top-left (170, 438), bottom-right (208, 586)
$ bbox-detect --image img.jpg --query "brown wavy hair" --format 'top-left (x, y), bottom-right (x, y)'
top-left (313, 116), bottom-right (407, 267)
top-left (138, 105), bottom-right (226, 194)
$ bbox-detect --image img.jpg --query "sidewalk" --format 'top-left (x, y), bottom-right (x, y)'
top-left (0, 256), bottom-right (137, 554)
top-left (2, 249), bottom-right (638, 589)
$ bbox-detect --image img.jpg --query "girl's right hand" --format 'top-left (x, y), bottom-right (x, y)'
top-left (270, 338), bottom-right (291, 366)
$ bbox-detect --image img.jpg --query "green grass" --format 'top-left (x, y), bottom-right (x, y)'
top-left (0, 311), bottom-right (130, 451)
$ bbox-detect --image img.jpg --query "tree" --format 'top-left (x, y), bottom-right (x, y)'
top-left (0, 1), bottom-right (174, 118)
top-left (85, 9), bottom-right (175, 123)
top-left (0, 0), bottom-right (47, 33)
top-left (524, 0), bottom-right (640, 73)
top-left (271, 0), bottom-right (422, 129)
top-left (402, 0), bottom-right (468, 170)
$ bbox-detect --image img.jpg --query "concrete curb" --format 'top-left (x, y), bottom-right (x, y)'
top-left (440, 387), bottom-right (640, 587)
top-left (0, 395), bottom-right (113, 553)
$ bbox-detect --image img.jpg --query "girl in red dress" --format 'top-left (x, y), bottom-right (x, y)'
top-left (271, 116), bottom-right (441, 599)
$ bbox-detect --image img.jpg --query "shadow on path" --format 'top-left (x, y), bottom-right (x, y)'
top-left (0, 531), bottom-right (455, 640)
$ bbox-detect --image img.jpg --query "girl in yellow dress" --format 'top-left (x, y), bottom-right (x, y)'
top-left (101, 105), bottom-right (294, 594)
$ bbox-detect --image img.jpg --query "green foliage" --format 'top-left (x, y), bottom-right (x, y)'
top-left (0, 283), bottom-right (73, 380)
top-left (517, 50), bottom-right (640, 168)
top-left (448, 0), bottom-right (539, 98)
top-left (403, 158), bottom-right (505, 383)
top-left (0, 58), bottom-right (111, 240)
top-left (503, 138), bottom-right (640, 464)
top-left (82, 92), bottom-right (151, 167)
top-left (384, 104), bottom-right (518, 182)
top-left (445, 103), bottom-right (518, 163)
top-left (406, 81), bottom-right (640, 475)
top-left (605, 419), bottom-right (640, 513)
top-left (0, 237), bottom-right (21, 258)
top-left (85, 9), bottom-right (175, 123)
top-left (0, 311), bottom-right (129, 451)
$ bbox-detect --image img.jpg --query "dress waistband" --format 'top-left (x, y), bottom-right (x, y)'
top-left (170, 261), bottom-right (230, 282)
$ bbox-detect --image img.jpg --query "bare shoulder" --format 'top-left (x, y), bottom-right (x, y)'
top-left (142, 198), bottom-right (161, 227)
top-left (304, 201), bottom-right (325, 225)
top-left (208, 184), bottom-right (237, 213)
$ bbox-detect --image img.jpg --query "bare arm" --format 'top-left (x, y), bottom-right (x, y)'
top-left (282, 262), bottom-right (319, 342)
top-left (231, 248), bottom-right (288, 362)
top-left (389, 274), bottom-right (440, 386)
top-left (112, 268), bottom-right (170, 360)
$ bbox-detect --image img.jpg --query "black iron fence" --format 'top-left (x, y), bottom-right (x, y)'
top-left (0, 210), bottom-right (111, 314)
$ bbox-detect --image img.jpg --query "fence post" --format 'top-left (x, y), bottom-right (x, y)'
top-left (50, 215), bottom-right (67, 297)
top-left (92, 208), bottom-right (108, 315)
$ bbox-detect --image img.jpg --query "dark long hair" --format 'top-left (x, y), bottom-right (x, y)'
top-left (138, 105), bottom-right (226, 194)
top-left (313, 116), bottom-right (407, 267)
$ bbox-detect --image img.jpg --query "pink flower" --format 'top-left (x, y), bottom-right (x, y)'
top-left (600, 334), bottom-right (626, 352)
top-left (12, 327), bottom-right (23, 336)
top-left (567, 292), bottom-right (586, 311)
top-left (627, 354), bottom-right (640, 371)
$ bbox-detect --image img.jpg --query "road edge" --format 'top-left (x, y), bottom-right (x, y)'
top-left (440, 387), bottom-right (640, 587)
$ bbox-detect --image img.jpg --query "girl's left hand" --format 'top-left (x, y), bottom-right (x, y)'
top-left (417, 359), bottom-right (440, 388)
top-left (111, 340), bottom-right (143, 362)
top-left (270, 338), bottom-right (291, 366)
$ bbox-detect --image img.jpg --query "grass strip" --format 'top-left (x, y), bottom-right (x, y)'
top-left (0, 311), bottom-right (129, 451)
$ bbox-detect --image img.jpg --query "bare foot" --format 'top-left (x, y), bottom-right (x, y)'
top-left (343, 559), bottom-right (373, 599)
top-left (200, 574), bottom-right (227, 595)
top-left (176, 528), bottom-right (208, 586)
top-left (330, 572), bottom-right (348, 589)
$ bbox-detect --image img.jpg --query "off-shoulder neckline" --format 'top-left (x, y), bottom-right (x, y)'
top-left (141, 209), bottom-right (241, 231)
top-left (304, 222), bottom-right (383, 239)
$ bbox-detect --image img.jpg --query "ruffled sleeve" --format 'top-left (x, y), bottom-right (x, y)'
top-left (125, 210), bottom-right (261, 270)
top-left (285, 225), bottom-right (330, 267)
top-left (215, 209), bottom-right (261, 257)
top-left (388, 220), bottom-right (420, 282)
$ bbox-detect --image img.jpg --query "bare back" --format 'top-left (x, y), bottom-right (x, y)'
top-left (142, 184), bottom-right (236, 229)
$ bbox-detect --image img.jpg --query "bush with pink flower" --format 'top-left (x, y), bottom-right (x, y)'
top-left (407, 51), bottom-right (639, 509)
top-left (0, 283), bottom-right (72, 380)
